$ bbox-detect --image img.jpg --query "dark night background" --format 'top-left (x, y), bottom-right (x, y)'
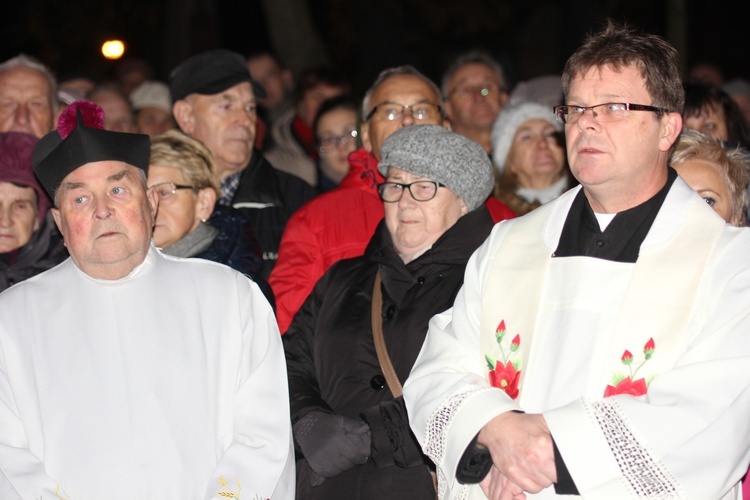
top-left (1, 0), bottom-right (748, 96)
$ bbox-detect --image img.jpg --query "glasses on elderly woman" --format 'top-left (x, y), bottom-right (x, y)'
top-left (318, 129), bottom-right (358, 154)
top-left (148, 182), bottom-right (195, 201)
top-left (377, 180), bottom-right (446, 203)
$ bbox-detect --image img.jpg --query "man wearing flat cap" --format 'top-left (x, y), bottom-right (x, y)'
top-left (0, 101), bottom-right (294, 499)
top-left (170, 49), bottom-right (316, 278)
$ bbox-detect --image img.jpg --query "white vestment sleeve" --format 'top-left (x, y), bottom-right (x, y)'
top-left (546, 229), bottom-right (750, 499)
top-left (205, 276), bottom-right (295, 500)
top-left (0, 341), bottom-right (68, 499)
top-left (404, 222), bottom-right (520, 497)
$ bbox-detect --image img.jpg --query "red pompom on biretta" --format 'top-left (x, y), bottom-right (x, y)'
top-left (57, 100), bottom-right (105, 138)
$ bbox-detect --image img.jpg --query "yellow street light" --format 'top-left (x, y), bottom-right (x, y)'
top-left (102, 40), bottom-right (125, 60)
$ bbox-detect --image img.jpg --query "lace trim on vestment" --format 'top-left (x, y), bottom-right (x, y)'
top-left (424, 385), bottom-right (490, 499)
top-left (587, 399), bottom-right (683, 498)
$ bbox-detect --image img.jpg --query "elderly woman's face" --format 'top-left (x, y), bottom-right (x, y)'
top-left (506, 118), bottom-right (565, 189)
top-left (673, 158), bottom-right (735, 223)
top-left (0, 181), bottom-right (39, 253)
top-left (148, 164), bottom-right (212, 248)
top-left (384, 167), bottom-right (467, 264)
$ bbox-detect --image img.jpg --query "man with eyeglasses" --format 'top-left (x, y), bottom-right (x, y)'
top-left (269, 66), bottom-right (515, 334)
top-left (442, 50), bottom-right (509, 154)
top-left (0, 101), bottom-right (294, 498)
top-left (404, 21), bottom-right (750, 499)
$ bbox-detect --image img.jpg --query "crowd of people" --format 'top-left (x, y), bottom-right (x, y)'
top-left (0, 19), bottom-right (749, 500)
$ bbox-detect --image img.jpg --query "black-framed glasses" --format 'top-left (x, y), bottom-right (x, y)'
top-left (148, 182), bottom-right (195, 201)
top-left (318, 129), bottom-right (358, 154)
top-left (553, 102), bottom-right (670, 124)
top-left (365, 102), bottom-right (443, 123)
top-left (377, 181), bottom-right (446, 203)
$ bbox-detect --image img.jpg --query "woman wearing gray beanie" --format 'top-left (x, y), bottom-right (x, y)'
top-left (283, 125), bottom-right (506, 499)
top-left (491, 99), bottom-right (573, 215)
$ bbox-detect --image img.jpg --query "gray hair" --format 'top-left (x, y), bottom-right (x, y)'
top-left (0, 54), bottom-right (58, 113)
top-left (441, 50), bottom-right (507, 97)
top-left (361, 65), bottom-right (443, 119)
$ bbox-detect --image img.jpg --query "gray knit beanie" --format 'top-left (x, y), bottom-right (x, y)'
top-left (378, 125), bottom-right (493, 211)
top-left (491, 100), bottom-right (561, 173)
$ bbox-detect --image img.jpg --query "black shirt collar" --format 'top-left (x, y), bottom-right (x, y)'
top-left (554, 168), bottom-right (678, 263)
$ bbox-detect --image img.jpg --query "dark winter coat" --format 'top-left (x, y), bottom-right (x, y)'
top-left (0, 212), bottom-right (67, 292)
top-left (284, 206), bottom-right (496, 500)
top-left (197, 204), bottom-right (273, 306)
top-left (229, 150), bottom-right (317, 279)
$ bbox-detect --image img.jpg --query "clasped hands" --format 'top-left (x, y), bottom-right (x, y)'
top-left (477, 412), bottom-right (556, 500)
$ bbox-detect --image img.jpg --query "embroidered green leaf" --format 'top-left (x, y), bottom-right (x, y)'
top-left (485, 354), bottom-right (495, 370)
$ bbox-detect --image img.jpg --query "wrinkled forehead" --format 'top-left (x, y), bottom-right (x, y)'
top-left (59, 161), bottom-right (144, 188)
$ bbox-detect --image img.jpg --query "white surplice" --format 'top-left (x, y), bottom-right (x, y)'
top-left (404, 178), bottom-right (750, 499)
top-left (0, 245), bottom-right (294, 499)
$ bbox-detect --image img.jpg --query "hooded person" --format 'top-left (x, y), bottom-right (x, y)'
top-left (0, 100), bottom-right (294, 499)
top-left (0, 131), bottom-right (67, 291)
top-left (283, 124), bottom-right (497, 499)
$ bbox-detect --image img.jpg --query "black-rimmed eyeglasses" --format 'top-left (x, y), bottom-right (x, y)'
top-left (377, 181), bottom-right (446, 203)
top-left (553, 102), bottom-right (670, 124)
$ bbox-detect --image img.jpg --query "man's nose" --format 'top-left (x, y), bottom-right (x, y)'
top-left (93, 198), bottom-right (113, 219)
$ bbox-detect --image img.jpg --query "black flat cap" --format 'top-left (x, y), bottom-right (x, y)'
top-left (169, 49), bottom-right (266, 102)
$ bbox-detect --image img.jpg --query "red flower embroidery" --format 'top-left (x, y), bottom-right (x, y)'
top-left (510, 334), bottom-right (520, 352)
top-left (621, 350), bottom-right (633, 365)
top-left (488, 360), bottom-right (521, 400)
top-left (604, 377), bottom-right (648, 397)
top-left (644, 338), bottom-right (655, 359)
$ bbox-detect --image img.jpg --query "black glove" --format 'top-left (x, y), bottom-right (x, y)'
top-left (293, 411), bottom-right (371, 479)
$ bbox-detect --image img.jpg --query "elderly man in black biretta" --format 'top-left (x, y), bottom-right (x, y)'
top-left (0, 99), bottom-right (294, 498)
top-left (169, 49), bottom-right (316, 279)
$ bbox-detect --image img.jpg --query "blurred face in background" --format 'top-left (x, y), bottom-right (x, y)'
top-left (506, 118), bottom-right (565, 189)
top-left (684, 103), bottom-right (729, 142)
top-left (0, 181), bottom-right (39, 253)
top-left (247, 54), bottom-right (292, 112)
top-left (0, 66), bottom-right (54, 138)
top-left (135, 107), bottom-right (175, 138)
top-left (362, 74), bottom-right (446, 160)
top-left (316, 107), bottom-right (358, 184)
top-left (445, 63), bottom-right (507, 133)
top-left (297, 84), bottom-right (348, 127)
top-left (90, 89), bottom-right (136, 133)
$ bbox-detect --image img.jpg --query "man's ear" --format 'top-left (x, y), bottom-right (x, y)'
top-left (51, 208), bottom-right (64, 246)
top-left (172, 100), bottom-right (195, 135)
top-left (659, 112), bottom-right (683, 152)
top-left (146, 186), bottom-right (158, 222)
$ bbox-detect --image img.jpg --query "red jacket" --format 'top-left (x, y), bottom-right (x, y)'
top-left (270, 148), bottom-right (385, 333)
top-left (269, 147), bottom-right (517, 333)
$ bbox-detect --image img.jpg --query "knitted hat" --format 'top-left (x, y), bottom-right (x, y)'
top-left (491, 100), bottom-right (561, 173)
top-left (378, 125), bottom-right (493, 211)
top-left (33, 100), bottom-right (150, 199)
top-left (0, 132), bottom-right (49, 219)
top-left (169, 49), bottom-right (266, 102)
top-left (130, 80), bottom-right (172, 112)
